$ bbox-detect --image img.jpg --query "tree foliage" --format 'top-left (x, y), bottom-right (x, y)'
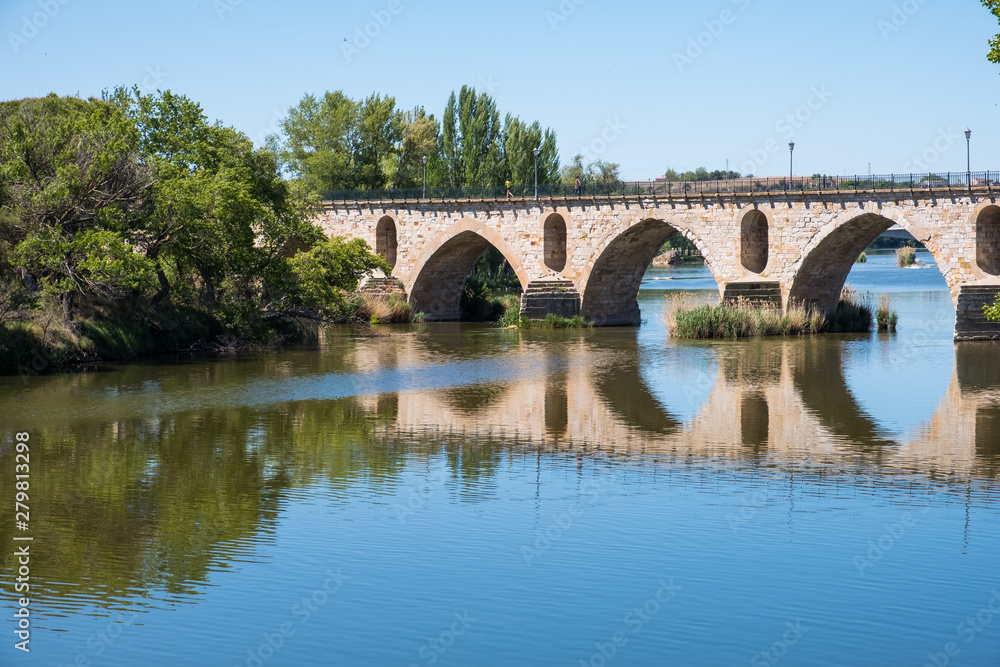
top-left (0, 94), bottom-right (154, 317)
top-left (1, 91), bottom-right (390, 346)
top-left (985, 294), bottom-right (1000, 322)
top-left (985, 0), bottom-right (1000, 64)
top-left (274, 86), bottom-right (560, 193)
top-left (559, 154), bottom-right (623, 187)
top-left (663, 167), bottom-right (741, 181)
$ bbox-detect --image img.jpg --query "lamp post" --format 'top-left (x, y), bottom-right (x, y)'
top-left (788, 142), bottom-right (794, 189)
top-left (533, 147), bottom-right (540, 199)
top-left (422, 155), bottom-right (428, 199)
top-left (965, 129), bottom-right (971, 187)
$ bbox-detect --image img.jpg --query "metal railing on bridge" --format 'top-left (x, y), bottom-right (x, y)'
top-left (322, 171), bottom-right (997, 202)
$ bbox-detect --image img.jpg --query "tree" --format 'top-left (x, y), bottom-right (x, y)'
top-left (0, 94), bottom-right (154, 320)
top-left (663, 167), bottom-right (741, 181)
top-left (278, 91), bottom-right (358, 193)
top-left (985, 1), bottom-right (1000, 64)
top-left (439, 86), bottom-right (503, 187)
top-left (389, 108), bottom-right (438, 189)
top-left (350, 93), bottom-right (403, 189)
top-left (501, 115), bottom-right (558, 187)
top-left (559, 154), bottom-right (621, 188)
top-left (106, 87), bottom-right (377, 330)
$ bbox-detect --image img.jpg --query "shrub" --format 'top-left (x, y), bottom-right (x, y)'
top-left (896, 247), bottom-right (916, 267)
top-left (876, 293), bottom-right (898, 333)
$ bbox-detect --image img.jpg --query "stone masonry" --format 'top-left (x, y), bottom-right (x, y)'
top-left (315, 189), bottom-right (1000, 339)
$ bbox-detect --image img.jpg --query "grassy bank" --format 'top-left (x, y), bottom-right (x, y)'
top-left (0, 290), bottom-right (415, 377)
top-left (665, 288), bottom-right (896, 339)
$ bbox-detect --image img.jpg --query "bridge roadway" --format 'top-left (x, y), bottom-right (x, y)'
top-left (316, 185), bottom-right (1000, 340)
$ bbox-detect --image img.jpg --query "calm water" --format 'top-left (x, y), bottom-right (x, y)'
top-left (2, 249), bottom-right (999, 666)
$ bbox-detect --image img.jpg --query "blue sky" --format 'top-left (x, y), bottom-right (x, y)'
top-left (2, 0), bottom-right (998, 181)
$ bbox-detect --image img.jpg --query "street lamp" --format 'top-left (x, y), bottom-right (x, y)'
top-left (422, 155), bottom-right (428, 199)
top-left (533, 147), bottom-right (540, 199)
top-left (965, 129), bottom-right (971, 187)
top-left (788, 142), bottom-right (794, 188)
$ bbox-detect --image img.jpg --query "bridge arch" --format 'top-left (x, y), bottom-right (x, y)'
top-left (975, 202), bottom-right (1000, 277)
top-left (739, 207), bottom-right (770, 275)
top-left (580, 217), bottom-right (720, 326)
top-left (542, 212), bottom-right (568, 273)
top-left (787, 211), bottom-right (949, 312)
top-left (407, 219), bottom-right (528, 321)
top-left (375, 215), bottom-right (398, 269)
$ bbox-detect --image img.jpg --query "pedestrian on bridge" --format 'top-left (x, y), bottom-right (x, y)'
top-left (575, 176), bottom-right (582, 196)
top-left (506, 180), bottom-right (513, 199)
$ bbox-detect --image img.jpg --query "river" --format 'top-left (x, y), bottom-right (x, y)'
top-left (1, 249), bottom-right (998, 666)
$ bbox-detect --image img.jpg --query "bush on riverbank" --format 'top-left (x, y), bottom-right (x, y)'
top-left (856, 252), bottom-right (867, 263)
top-left (665, 287), bottom-right (882, 339)
top-left (896, 247), bottom-right (916, 267)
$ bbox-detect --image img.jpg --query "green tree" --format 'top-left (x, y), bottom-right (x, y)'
top-left (439, 86), bottom-right (503, 187)
top-left (389, 108), bottom-right (438, 189)
top-left (0, 94), bottom-right (154, 320)
top-left (501, 115), bottom-right (558, 186)
top-left (559, 154), bottom-right (621, 188)
top-left (278, 91), bottom-right (358, 192)
top-left (350, 93), bottom-right (403, 189)
top-left (985, 0), bottom-right (1000, 64)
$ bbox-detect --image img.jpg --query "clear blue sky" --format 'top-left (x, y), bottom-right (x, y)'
top-left (2, 0), bottom-right (997, 180)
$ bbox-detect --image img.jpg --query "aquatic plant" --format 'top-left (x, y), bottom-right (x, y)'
top-left (896, 247), bottom-right (916, 267)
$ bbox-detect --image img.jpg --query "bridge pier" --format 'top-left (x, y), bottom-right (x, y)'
top-left (955, 283), bottom-right (1000, 341)
top-left (519, 278), bottom-right (581, 321)
top-left (721, 281), bottom-right (783, 307)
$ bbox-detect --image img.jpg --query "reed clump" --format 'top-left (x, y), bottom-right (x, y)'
top-left (666, 286), bottom-right (882, 339)
top-left (875, 293), bottom-right (898, 333)
top-left (896, 246), bottom-right (916, 267)
top-left (352, 293), bottom-right (413, 324)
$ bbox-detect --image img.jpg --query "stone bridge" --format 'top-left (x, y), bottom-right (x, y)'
top-left (316, 187), bottom-right (1000, 340)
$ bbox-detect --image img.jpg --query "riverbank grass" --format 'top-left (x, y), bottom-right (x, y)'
top-left (666, 287), bottom-right (886, 339)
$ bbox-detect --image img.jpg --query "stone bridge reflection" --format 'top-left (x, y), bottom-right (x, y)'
top-left (351, 336), bottom-right (1000, 477)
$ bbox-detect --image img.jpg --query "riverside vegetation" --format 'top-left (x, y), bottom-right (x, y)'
top-left (0, 91), bottom-right (394, 376)
top-left (665, 287), bottom-right (897, 339)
